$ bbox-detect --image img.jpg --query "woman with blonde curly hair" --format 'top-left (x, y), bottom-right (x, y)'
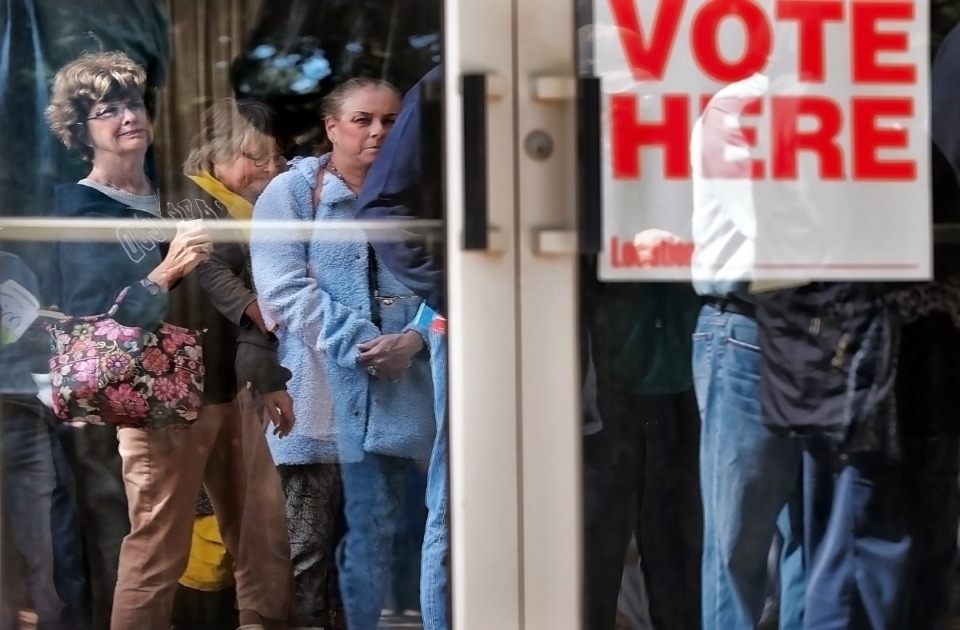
top-left (46, 51), bottom-right (288, 630)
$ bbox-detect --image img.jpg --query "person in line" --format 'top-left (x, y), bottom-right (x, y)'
top-left (354, 66), bottom-right (451, 630)
top-left (896, 20), bottom-right (960, 628)
top-left (1, 7), bottom-right (171, 627)
top-left (750, 22), bottom-right (960, 628)
top-left (580, 275), bottom-right (703, 630)
top-left (0, 249), bottom-right (89, 630)
top-left (689, 71), bottom-right (805, 630)
top-left (168, 96), bottom-right (295, 629)
top-left (251, 77), bottom-right (435, 630)
top-left (43, 50), bottom-right (282, 630)
top-left (188, 98), bottom-right (346, 630)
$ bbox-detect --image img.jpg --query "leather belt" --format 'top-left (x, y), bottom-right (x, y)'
top-left (703, 296), bottom-right (757, 319)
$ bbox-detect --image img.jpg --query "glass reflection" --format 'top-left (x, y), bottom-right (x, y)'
top-left (0, 2), bottom-right (445, 629)
top-left (580, 2), bottom-right (960, 630)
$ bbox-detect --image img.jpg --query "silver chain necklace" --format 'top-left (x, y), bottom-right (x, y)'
top-left (328, 160), bottom-right (358, 197)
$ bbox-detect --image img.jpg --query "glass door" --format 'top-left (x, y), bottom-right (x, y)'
top-left (443, 0), bottom-right (525, 626)
top-left (446, 0), bottom-right (585, 624)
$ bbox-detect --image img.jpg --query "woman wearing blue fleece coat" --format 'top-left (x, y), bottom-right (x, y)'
top-left (250, 79), bottom-right (435, 628)
top-left (250, 154), bottom-right (436, 465)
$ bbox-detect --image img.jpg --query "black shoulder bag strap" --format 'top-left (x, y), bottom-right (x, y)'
top-left (367, 245), bottom-right (382, 329)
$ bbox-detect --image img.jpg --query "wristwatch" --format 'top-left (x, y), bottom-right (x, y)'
top-left (140, 277), bottom-right (164, 296)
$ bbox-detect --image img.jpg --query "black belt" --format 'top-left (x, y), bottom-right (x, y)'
top-left (704, 296), bottom-right (757, 319)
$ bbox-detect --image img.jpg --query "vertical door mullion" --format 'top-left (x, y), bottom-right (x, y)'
top-left (445, 0), bottom-right (523, 628)
top-left (515, 0), bottom-right (583, 626)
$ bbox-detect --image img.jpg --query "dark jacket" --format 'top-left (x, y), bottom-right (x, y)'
top-left (895, 22), bottom-right (960, 439)
top-left (193, 213), bottom-right (291, 394)
top-left (52, 184), bottom-right (170, 330)
top-left (586, 276), bottom-right (700, 396)
top-left (355, 65), bottom-right (445, 314)
top-left (163, 176), bottom-right (289, 401)
top-left (755, 283), bottom-right (898, 449)
top-left (754, 25), bottom-right (960, 443)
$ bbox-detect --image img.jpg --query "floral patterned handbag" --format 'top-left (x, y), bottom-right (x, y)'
top-left (46, 287), bottom-right (205, 429)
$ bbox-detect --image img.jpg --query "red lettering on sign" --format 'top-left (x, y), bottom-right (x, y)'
top-left (611, 93), bottom-right (690, 179)
top-left (851, 97), bottom-right (915, 180)
top-left (610, 236), bottom-right (694, 268)
top-left (777, 0), bottom-right (844, 82)
top-left (691, 0), bottom-right (772, 82)
top-left (852, 1), bottom-right (916, 84)
top-left (772, 97), bottom-right (845, 180)
top-left (608, 0), bottom-right (686, 81)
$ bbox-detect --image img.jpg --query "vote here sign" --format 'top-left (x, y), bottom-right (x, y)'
top-left (593, 0), bottom-right (931, 282)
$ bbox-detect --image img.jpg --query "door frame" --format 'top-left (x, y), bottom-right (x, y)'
top-left (445, 0), bottom-right (582, 626)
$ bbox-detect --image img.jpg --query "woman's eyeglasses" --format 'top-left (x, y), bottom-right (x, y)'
top-left (87, 99), bottom-right (147, 121)
top-left (242, 151), bottom-right (287, 168)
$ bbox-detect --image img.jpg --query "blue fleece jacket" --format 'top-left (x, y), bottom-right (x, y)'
top-left (251, 155), bottom-right (435, 464)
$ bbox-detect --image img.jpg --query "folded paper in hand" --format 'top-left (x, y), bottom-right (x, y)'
top-left (1, 280), bottom-right (39, 345)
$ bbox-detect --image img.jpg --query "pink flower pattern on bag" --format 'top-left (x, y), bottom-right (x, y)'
top-left (45, 289), bottom-right (204, 430)
top-left (105, 384), bottom-right (149, 419)
top-left (141, 347), bottom-right (170, 374)
top-left (152, 377), bottom-right (181, 404)
top-left (101, 350), bottom-right (135, 380)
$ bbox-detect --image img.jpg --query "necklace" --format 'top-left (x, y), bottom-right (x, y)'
top-left (328, 160), bottom-right (358, 197)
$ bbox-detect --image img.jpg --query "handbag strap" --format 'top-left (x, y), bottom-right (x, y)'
top-left (52, 286), bottom-right (132, 326)
top-left (107, 286), bottom-right (132, 318)
top-left (368, 245), bottom-right (382, 329)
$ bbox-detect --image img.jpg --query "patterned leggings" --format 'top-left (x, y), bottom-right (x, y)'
top-left (276, 463), bottom-right (345, 627)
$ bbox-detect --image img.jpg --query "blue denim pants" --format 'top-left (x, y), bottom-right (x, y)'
top-left (338, 453), bottom-right (411, 630)
top-left (420, 328), bottom-right (450, 630)
top-left (693, 305), bottom-right (805, 630)
top-left (802, 441), bottom-right (911, 630)
top-left (0, 398), bottom-right (88, 630)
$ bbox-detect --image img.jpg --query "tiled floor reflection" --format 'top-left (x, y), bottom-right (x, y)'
top-left (16, 610), bottom-right (428, 629)
top-left (380, 612), bottom-right (424, 628)
top-left (14, 582), bottom-right (960, 629)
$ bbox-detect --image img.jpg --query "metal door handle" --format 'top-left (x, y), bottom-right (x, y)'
top-left (578, 76), bottom-right (602, 254)
top-left (462, 73), bottom-right (489, 250)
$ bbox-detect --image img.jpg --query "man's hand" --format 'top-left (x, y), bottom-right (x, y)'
top-left (633, 229), bottom-right (682, 266)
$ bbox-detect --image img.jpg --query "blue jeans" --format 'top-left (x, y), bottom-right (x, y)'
top-left (338, 453), bottom-right (410, 630)
top-left (421, 328), bottom-right (450, 629)
top-left (56, 424), bottom-right (127, 630)
top-left (802, 442), bottom-right (911, 629)
top-left (693, 305), bottom-right (805, 630)
top-left (0, 398), bottom-right (88, 630)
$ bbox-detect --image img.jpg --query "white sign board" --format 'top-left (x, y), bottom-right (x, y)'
top-left (593, 0), bottom-right (931, 282)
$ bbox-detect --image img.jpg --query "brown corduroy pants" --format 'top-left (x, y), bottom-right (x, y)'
top-left (110, 392), bottom-right (290, 630)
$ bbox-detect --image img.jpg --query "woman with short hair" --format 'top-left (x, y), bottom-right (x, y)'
top-left (46, 51), bottom-right (288, 630)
